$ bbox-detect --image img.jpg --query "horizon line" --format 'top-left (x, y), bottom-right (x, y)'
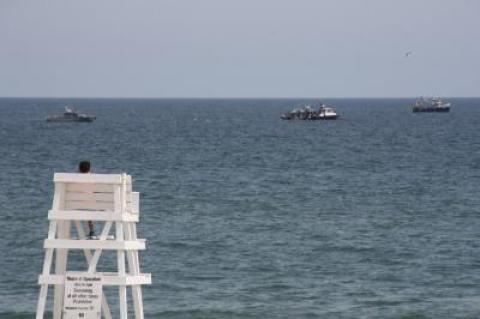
top-left (1, 96), bottom-right (479, 100)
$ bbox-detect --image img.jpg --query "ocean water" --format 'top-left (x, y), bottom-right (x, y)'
top-left (0, 97), bottom-right (480, 319)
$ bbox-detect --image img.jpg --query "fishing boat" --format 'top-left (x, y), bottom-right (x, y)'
top-left (412, 98), bottom-right (450, 113)
top-left (281, 103), bottom-right (339, 120)
top-left (46, 106), bottom-right (96, 122)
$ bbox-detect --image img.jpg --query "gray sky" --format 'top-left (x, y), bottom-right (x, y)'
top-left (1, 0), bottom-right (479, 98)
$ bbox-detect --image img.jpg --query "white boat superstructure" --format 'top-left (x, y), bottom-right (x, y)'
top-left (318, 106), bottom-right (338, 119)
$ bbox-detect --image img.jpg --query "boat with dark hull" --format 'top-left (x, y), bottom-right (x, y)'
top-left (412, 98), bottom-right (450, 113)
top-left (281, 103), bottom-right (339, 120)
top-left (46, 107), bottom-right (96, 123)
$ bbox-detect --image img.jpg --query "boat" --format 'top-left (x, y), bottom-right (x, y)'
top-left (281, 103), bottom-right (339, 120)
top-left (412, 97), bottom-right (450, 113)
top-left (46, 106), bottom-right (96, 122)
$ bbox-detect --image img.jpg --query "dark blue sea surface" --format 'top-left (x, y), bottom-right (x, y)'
top-left (0, 98), bottom-right (480, 319)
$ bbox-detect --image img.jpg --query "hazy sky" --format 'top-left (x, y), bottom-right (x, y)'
top-left (1, 0), bottom-right (479, 98)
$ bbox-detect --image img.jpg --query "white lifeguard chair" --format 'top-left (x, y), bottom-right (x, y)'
top-left (36, 173), bottom-right (151, 319)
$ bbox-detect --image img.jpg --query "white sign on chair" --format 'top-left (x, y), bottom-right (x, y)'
top-left (63, 273), bottom-right (102, 319)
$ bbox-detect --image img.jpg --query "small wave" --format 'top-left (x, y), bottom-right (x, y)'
top-left (0, 312), bottom-right (38, 319)
top-left (149, 309), bottom-right (252, 319)
top-left (396, 313), bottom-right (431, 319)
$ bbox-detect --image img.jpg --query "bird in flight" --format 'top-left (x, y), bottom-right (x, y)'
top-left (405, 51), bottom-right (413, 57)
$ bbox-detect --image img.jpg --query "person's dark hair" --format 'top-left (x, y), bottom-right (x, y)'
top-left (78, 161), bottom-right (91, 173)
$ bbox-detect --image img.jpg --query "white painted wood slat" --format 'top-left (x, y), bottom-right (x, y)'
top-left (66, 183), bottom-right (115, 193)
top-left (48, 210), bottom-right (139, 222)
top-left (66, 192), bottom-right (116, 202)
top-left (65, 200), bottom-right (115, 211)
top-left (44, 239), bottom-right (146, 250)
top-left (54, 173), bottom-right (132, 184)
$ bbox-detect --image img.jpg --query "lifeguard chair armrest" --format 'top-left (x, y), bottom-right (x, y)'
top-left (54, 173), bottom-right (132, 185)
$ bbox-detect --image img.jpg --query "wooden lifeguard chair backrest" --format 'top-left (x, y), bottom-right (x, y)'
top-left (53, 173), bottom-right (139, 214)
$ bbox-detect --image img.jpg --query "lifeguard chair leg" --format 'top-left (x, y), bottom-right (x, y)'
top-left (36, 221), bottom-right (58, 319)
top-left (115, 181), bottom-right (128, 319)
top-left (125, 222), bottom-right (144, 319)
top-left (116, 220), bottom-right (128, 319)
top-left (53, 220), bottom-right (71, 319)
